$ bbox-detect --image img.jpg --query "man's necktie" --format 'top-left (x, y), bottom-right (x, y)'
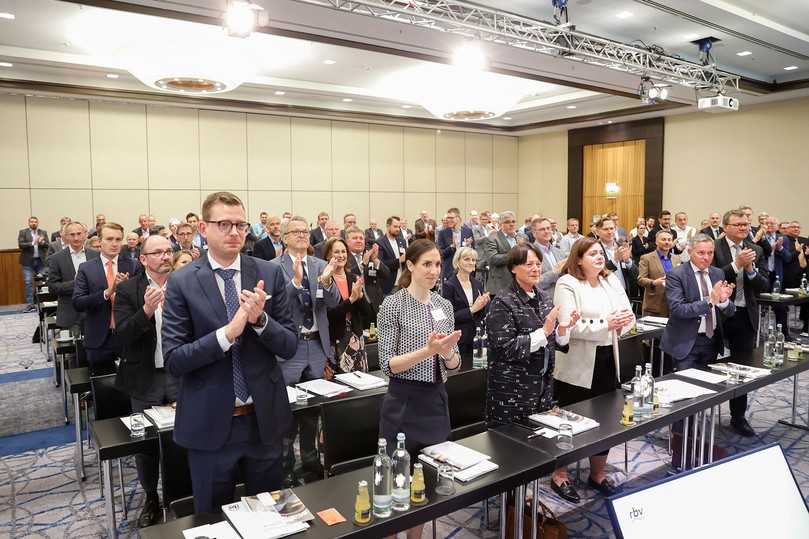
top-left (732, 244), bottom-right (746, 307)
top-left (698, 270), bottom-right (715, 338)
top-left (106, 260), bottom-right (116, 328)
top-left (215, 268), bottom-right (249, 402)
top-left (300, 261), bottom-right (314, 330)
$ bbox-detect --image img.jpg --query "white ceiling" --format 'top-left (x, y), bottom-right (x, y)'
top-left (0, 0), bottom-right (806, 130)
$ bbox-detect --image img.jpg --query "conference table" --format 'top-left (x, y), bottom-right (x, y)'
top-left (754, 293), bottom-right (809, 346)
top-left (136, 346), bottom-right (809, 539)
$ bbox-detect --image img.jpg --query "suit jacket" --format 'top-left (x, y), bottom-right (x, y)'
top-left (270, 253), bottom-right (342, 359)
top-left (712, 238), bottom-right (769, 329)
top-left (631, 234), bottom-right (652, 263)
top-left (72, 255), bottom-right (140, 349)
top-left (132, 226), bottom-right (151, 238)
top-left (440, 274), bottom-right (485, 350)
top-left (783, 236), bottom-right (806, 288)
top-left (49, 238), bottom-right (65, 255)
top-left (309, 227), bottom-right (326, 247)
top-left (600, 241), bottom-right (638, 292)
top-left (364, 228), bottom-right (383, 250)
top-left (534, 242), bottom-right (565, 297)
top-left (346, 251), bottom-right (390, 320)
top-left (120, 246), bottom-right (140, 262)
top-left (484, 230), bottom-right (515, 295)
top-left (253, 237), bottom-right (283, 261)
top-left (761, 232), bottom-right (794, 285)
top-left (162, 253), bottom-right (297, 451)
top-left (18, 228), bottom-right (49, 266)
top-left (700, 226), bottom-right (724, 241)
top-left (326, 271), bottom-right (374, 345)
top-left (114, 272), bottom-right (163, 398)
top-left (637, 250), bottom-right (681, 316)
top-left (47, 247), bottom-right (100, 328)
top-left (661, 262), bottom-right (735, 360)
top-left (376, 234), bottom-right (407, 294)
top-left (436, 227), bottom-right (474, 280)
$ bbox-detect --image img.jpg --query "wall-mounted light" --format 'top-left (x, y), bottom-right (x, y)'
top-left (605, 182), bottom-right (620, 198)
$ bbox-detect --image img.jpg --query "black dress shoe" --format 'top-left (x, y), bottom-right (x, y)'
top-left (730, 418), bottom-right (755, 437)
top-left (137, 495), bottom-right (161, 528)
top-left (587, 476), bottom-right (622, 497)
top-left (550, 479), bottom-right (580, 504)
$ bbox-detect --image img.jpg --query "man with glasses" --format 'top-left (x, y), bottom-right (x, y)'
top-left (175, 223), bottom-right (200, 259)
top-left (271, 215), bottom-right (341, 484)
top-left (485, 210), bottom-right (520, 296)
top-left (162, 192), bottom-right (297, 514)
top-left (113, 235), bottom-right (177, 527)
top-left (712, 208), bottom-right (769, 437)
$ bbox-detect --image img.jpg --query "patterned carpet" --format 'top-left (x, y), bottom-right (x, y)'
top-left (0, 309), bottom-right (807, 538)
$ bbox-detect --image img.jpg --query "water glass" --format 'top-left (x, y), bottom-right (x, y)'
top-left (556, 423), bottom-right (574, 450)
top-left (434, 464), bottom-right (456, 496)
top-left (130, 412), bottom-right (145, 438)
top-left (58, 329), bottom-right (71, 341)
top-left (295, 387), bottom-right (309, 405)
top-left (658, 386), bottom-right (672, 408)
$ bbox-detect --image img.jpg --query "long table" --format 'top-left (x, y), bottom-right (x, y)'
top-left (754, 293), bottom-right (809, 346)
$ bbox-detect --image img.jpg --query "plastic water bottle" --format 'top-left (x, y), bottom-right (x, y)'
top-left (773, 276), bottom-right (782, 294)
top-left (631, 365), bottom-right (643, 423)
top-left (372, 438), bottom-right (392, 518)
top-left (391, 433), bottom-right (410, 512)
top-left (763, 325), bottom-right (776, 367)
top-left (640, 364), bottom-right (653, 419)
top-left (801, 276), bottom-right (808, 296)
top-left (472, 327), bottom-right (484, 369)
top-left (774, 324), bottom-right (785, 367)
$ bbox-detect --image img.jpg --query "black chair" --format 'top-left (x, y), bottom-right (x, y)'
top-left (321, 394), bottom-right (383, 477)
top-left (446, 368), bottom-right (487, 441)
top-left (365, 342), bottom-right (379, 372)
top-left (158, 429), bottom-right (193, 517)
top-left (618, 334), bottom-right (649, 383)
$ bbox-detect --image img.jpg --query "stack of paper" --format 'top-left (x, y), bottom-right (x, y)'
top-left (638, 316), bottom-right (669, 326)
top-left (654, 379), bottom-right (716, 402)
top-left (334, 371), bottom-right (387, 390)
top-left (418, 454), bottom-right (499, 482)
top-left (183, 521), bottom-right (240, 539)
top-left (144, 406), bottom-right (175, 429)
top-left (421, 441), bottom-right (490, 470)
top-left (676, 368), bottom-right (728, 384)
top-left (529, 408), bottom-right (600, 435)
top-left (286, 386), bottom-right (300, 404)
top-left (222, 490), bottom-right (313, 539)
top-left (296, 379), bottom-right (352, 397)
top-left (710, 363), bottom-right (771, 379)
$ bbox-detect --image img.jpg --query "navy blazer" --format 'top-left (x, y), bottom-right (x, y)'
top-left (712, 238), bottom-right (769, 328)
top-left (47, 247), bottom-right (100, 328)
top-left (661, 262), bottom-right (736, 360)
top-left (440, 273), bottom-right (484, 349)
top-left (376, 234), bottom-right (407, 294)
top-left (761, 233), bottom-right (793, 285)
top-left (253, 236), bottom-right (283, 261)
top-left (72, 255), bottom-right (140, 349)
top-left (436, 226), bottom-right (474, 280)
top-left (162, 254), bottom-right (298, 451)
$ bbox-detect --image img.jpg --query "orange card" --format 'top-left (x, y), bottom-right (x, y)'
top-left (317, 507), bottom-right (347, 526)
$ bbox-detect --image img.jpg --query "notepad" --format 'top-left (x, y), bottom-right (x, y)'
top-left (182, 521), bottom-right (240, 539)
top-left (528, 408), bottom-right (600, 435)
top-left (421, 441), bottom-right (490, 471)
top-left (296, 378), bottom-right (352, 397)
top-left (144, 406), bottom-right (175, 429)
top-left (334, 371), bottom-right (387, 390)
top-left (654, 379), bottom-right (716, 402)
top-left (418, 453), bottom-right (499, 482)
top-left (676, 368), bottom-right (728, 385)
top-left (638, 315), bottom-right (669, 326)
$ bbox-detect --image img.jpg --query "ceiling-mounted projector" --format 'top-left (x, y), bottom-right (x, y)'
top-left (698, 95), bottom-right (740, 113)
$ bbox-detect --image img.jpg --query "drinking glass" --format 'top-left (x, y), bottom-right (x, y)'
top-left (556, 423), bottom-right (574, 450)
top-left (434, 464), bottom-right (456, 496)
top-left (130, 412), bottom-right (145, 438)
top-left (295, 387), bottom-right (309, 405)
top-left (657, 386), bottom-right (672, 408)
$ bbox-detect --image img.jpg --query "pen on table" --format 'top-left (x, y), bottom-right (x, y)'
top-left (526, 430), bottom-right (544, 440)
top-left (353, 371), bottom-right (362, 378)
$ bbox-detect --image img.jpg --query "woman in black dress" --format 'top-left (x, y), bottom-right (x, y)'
top-left (441, 246), bottom-right (490, 356)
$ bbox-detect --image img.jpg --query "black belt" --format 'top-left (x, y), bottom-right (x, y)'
top-left (300, 332), bottom-right (318, 341)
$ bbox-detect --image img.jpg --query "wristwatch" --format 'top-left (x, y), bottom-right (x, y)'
top-left (252, 312), bottom-right (268, 328)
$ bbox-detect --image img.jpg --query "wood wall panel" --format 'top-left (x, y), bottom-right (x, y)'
top-left (0, 250), bottom-right (25, 306)
top-left (582, 140), bottom-right (645, 226)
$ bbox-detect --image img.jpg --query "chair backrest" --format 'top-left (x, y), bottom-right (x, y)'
top-left (90, 374), bottom-right (132, 420)
top-left (618, 335), bottom-right (649, 383)
top-left (446, 368), bottom-right (487, 431)
top-left (366, 342), bottom-right (380, 372)
top-left (158, 429), bottom-right (193, 510)
top-left (321, 394), bottom-right (383, 476)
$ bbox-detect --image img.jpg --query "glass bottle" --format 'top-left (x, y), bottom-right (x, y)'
top-left (774, 324), bottom-right (785, 367)
top-left (410, 462), bottom-right (427, 505)
top-left (480, 322), bottom-right (488, 368)
top-left (652, 387), bottom-right (660, 415)
top-left (773, 275), bottom-right (782, 294)
top-left (631, 365), bottom-right (643, 423)
top-left (643, 362), bottom-right (655, 417)
top-left (621, 395), bottom-right (635, 426)
top-left (369, 322), bottom-right (378, 340)
top-left (801, 276), bottom-right (808, 296)
top-left (391, 433), bottom-right (411, 512)
top-left (354, 480), bottom-right (372, 525)
top-left (640, 364), bottom-right (652, 419)
top-left (472, 327), bottom-right (484, 369)
top-left (763, 325), bottom-right (776, 367)
top-left (372, 438), bottom-right (392, 518)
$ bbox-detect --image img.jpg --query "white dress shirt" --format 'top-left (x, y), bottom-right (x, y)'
top-left (690, 262), bottom-right (729, 334)
top-left (387, 235), bottom-right (403, 283)
top-left (69, 247), bottom-right (87, 273)
top-left (145, 272), bottom-right (167, 369)
top-left (725, 237), bottom-right (756, 307)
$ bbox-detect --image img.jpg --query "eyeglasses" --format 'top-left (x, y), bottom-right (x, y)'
top-left (726, 222), bottom-right (749, 228)
top-left (286, 230), bottom-right (309, 236)
top-left (142, 249), bottom-right (174, 257)
top-left (205, 220), bottom-right (250, 233)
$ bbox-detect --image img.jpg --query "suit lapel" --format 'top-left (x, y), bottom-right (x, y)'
top-left (280, 252), bottom-right (294, 280)
top-left (241, 255), bottom-right (258, 292)
top-left (195, 256), bottom-right (228, 326)
top-left (650, 252), bottom-right (664, 277)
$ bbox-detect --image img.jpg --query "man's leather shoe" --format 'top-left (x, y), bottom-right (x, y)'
top-left (587, 476), bottom-right (622, 497)
top-left (731, 418), bottom-right (755, 437)
top-left (550, 479), bottom-right (580, 504)
top-left (137, 495), bottom-right (161, 528)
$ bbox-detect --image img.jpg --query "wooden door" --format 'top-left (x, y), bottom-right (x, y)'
top-left (582, 140), bottom-right (645, 230)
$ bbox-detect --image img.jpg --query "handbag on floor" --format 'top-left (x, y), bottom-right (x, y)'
top-left (506, 497), bottom-right (568, 539)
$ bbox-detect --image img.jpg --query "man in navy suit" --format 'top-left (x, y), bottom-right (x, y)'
top-left (436, 212), bottom-right (473, 282)
top-left (377, 216), bottom-right (408, 294)
top-left (73, 222), bottom-right (139, 374)
top-left (162, 192), bottom-right (298, 514)
top-left (252, 215), bottom-right (284, 262)
top-left (761, 216), bottom-right (794, 336)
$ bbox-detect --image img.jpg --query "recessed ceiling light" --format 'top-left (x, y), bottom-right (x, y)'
top-left (607, 120), bottom-right (613, 124)
top-left (616, 11), bottom-right (633, 19)
top-left (105, 73), bottom-right (119, 79)
top-left (323, 59), bottom-right (337, 65)
top-left (274, 90), bottom-right (285, 95)
top-left (0, 62), bottom-right (13, 68)
top-left (503, 116), bottom-right (512, 120)
top-left (736, 51), bottom-right (752, 57)
top-left (566, 105), bottom-right (577, 109)
top-left (784, 65), bottom-right (799, 71)
top-left (683, 33), bottom-right (699, 41)
top-left (401, 104), bottom-right (412, 109)
top-left (342, 98), bottom-right (353, 102)
top-left (0, 12), bottom-right (15, 20)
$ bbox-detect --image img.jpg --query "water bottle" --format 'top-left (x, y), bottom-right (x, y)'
top-left (773, 275), bottom-right (781, 294)
top-left (372, 438), bottom-right (392, 518)
top-left (763, 325), bottom-right (776, 367)
top-left (801, 276), bottom-right (808, 296)
top-left (631, 365), bottom-right (643, 423)
top-left (480, 323), bottom-right (488, 368)
top-left (774, 324), bottom-right (785, 367)
top-left (391, 433), bottom-right (410, 512)
top-left (640, 364), bottom-right (652, 419)
top-left (472, 327), bottom-right (484, 369)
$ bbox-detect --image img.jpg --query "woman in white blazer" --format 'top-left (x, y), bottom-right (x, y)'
top-left (549, 236), bottom-right (635, 504)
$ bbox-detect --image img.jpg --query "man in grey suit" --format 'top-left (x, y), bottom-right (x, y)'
top-left (19, 216), bottom-right (50, 311)
top-left (531, 217), bottom-right (566, 296)
top-left (47, 222), bottom-right (100, 333)
top-left (484, 210), bottom-right (519, 296)
top-left (270, 216), bottom-right (341, 484)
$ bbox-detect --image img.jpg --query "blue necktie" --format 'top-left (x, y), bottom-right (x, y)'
top-left (300, 261), bottom-right (314, 330)
top-left (215, 268), bottom-right (249, 402)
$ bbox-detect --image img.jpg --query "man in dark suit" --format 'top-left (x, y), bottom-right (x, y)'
top-left (376, 216), bottom-right (408, 294)
top-left (345, 226), bottom-right (389, 321)
top-left (414, 210), bottom-right (435, 241)
top-left (18, 216), bottom-right (50, 311)
top-left (596, 217), bottom-right (637, 294)
top-left (47, 222), bottom-right (99, 333)
top-left (252, 215), bottom-right (284, 261)
top-left (648, 210), bottom-right (678, 253)
top-left (162, 192), bottom-right (298, 514)
top-left (436, 213), bottom-right (474, 282)
top-left (484, 211), bottom-right (519, 296)
top-left (73, 222), bottom-right (139, 375)
top-left (133, 214), bottom-right (151, 240)
top-left (114, 235), bottom-right (177, 528)
top-left (309, 211), bottom-right (329, 246)
top-left (364, 220), bottom-right (384, 251)
top-left (712, 208), bottom-right (770, 437)
top-left (700, 212), bottom-right (724, 240)
top-left (760, 216), bottom-right (794, 336)
top-left (121, 232), bottom-right (141, 261)
top-left (51, 216), bottom-right (71, 242)
top-left (312, 220), bottom-right (341, 260)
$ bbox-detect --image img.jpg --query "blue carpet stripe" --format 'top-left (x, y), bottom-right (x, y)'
top-left (0, 424), bottom-right (75, 456)
top-left (0, 366), bottom-right (53, 385)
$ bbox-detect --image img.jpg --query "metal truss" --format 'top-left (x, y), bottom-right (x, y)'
top-left (292, 0), bottom-right (740, 92)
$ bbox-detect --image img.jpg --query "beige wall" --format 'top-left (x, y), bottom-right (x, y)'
top-left (664, 97), bottom-right (809, 224)
top-left (517, 131), bottom-right (568, 222)
top-left (0, 94), bottom-right (520, 249)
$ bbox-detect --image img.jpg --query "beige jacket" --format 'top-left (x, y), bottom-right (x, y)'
top-left (552, 272), bottom-right (634, 389)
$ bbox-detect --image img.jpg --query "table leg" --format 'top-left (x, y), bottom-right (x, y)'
top-left (777, 374), bottom-right (809, 431)
top-left (756, 305), bottom-right (763, 347)
top-left (690, 413), bottom-right (698, 470)
top-left (513, 485), bottom-right (525, 539)
top-left (699, 411), bottom-right (707, 467)
top-left (680, 417), bottom-right (689, 471)
top-left (708, 406), bottom-right (716, 464)
top-left (62, 357), bottom-right (69, 423)
top-left (499, 492), bottom-right (508, 539)
top-left (102, 459), bottom-right (117, 539)
top-left (73, 392), bottom-right (85, 480)
top-left (530, 480), bottom-right (538, 539)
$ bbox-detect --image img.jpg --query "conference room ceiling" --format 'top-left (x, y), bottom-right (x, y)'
top-left (0, 0), bottom-right (806, 131)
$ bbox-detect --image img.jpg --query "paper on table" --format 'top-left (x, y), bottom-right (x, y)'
top-left (655, 379), bottom-right (716, 402)
top-left (182, 521), bottom-right (241, 539)
top-left (296, 378), bottom-right (352, 397)
top-left (286, 386), bottom-right (298, 404)
top-left (639, 315), bottom-right (669, 326)
top-left (119, 416), bottom-right (132, 430)
top-left (676, 368), bottom-right (728, 385)
top-left (334, 371), bottom-right (387, 390)
top-left (421, 441), bottom-right (490, 470)
top-left (418, 454), bottom-right (499, 482)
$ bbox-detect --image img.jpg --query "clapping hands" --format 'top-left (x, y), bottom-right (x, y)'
top-left (710, 280), bottom-right (734, 304)
top-left (427, 331), bottom-right (462, 359)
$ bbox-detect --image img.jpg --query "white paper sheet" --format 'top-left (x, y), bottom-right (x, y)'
top-left (296, 379), bottom-right (352, 397)
top-left (421, 441), bottom-right (490, 470)
top-left (676, 368), bottom-right (728, 385)
top-left (655, 379), bottom-right (716, 402)
top-left (334, 372), bottom-right (387, 390)
top-left (182, 521), bottom-right (241, 539)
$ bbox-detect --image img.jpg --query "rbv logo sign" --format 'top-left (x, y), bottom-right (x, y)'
top-left (628, 506), bottom-right (645, 522)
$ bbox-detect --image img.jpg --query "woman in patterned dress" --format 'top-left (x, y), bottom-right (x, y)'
top-left (485, 244), bottom-right (578, 427)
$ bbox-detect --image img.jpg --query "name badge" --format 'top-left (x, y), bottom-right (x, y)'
top-left (368, 267), bottom-right (377, 277)
top-left (399, 247), bottom-right (406, 255)
top-left (316, 288), bottom-right (324, 299)
top-left (431, 308), bottom-right (447, 321)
